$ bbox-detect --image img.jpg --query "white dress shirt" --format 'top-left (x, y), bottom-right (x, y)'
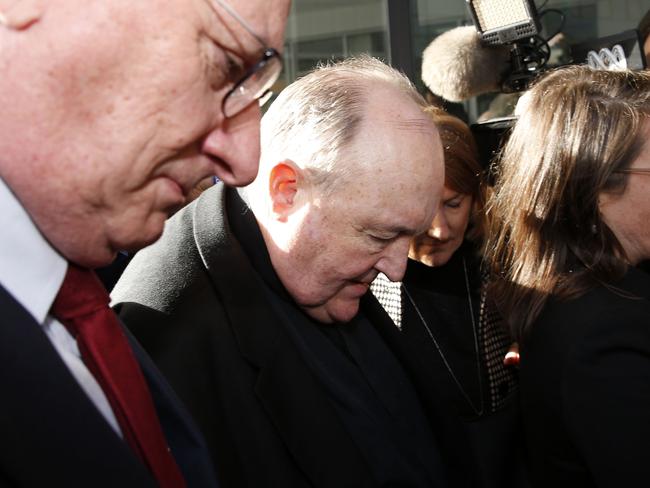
top-left (0, 177), bottom-right (121, 436)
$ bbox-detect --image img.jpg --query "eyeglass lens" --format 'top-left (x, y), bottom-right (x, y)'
top-left (223, 51), bottom-right (283, 118)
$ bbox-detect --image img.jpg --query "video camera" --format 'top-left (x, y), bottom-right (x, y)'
top-left (466, 0), bottom-right (647, 174)
top-left (466, 0), bottom-right (646, 93)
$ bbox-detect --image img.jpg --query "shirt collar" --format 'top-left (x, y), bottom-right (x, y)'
top-left (0, 178), bottom-right (67, 324)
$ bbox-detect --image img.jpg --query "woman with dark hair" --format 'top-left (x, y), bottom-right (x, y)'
top-left (368, 106), bottom-right (526, 488)
top-left (485, 65), bottom-right (650, 487)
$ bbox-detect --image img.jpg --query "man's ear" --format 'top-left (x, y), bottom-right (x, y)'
top-left (0, 0), bottom-right (46, 30)
top-left (268, 161), bottom-right (299, 221)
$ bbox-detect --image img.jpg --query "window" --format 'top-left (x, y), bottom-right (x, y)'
top-left (279, 0), bottom-right (648, 121)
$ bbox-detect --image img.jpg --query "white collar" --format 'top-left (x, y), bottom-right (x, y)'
top-left (0, 178), bottom-right (67, 324)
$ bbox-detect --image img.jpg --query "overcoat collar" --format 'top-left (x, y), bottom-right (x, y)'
top-left (191, 184), bottom-right (375, 487)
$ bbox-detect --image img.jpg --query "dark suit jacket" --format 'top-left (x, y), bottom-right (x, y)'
top-left (520, 267), bottom-right (650, 487)
top-left (0, 286), bottom-right (217, 487)
top-left (112, 184), bottom-right (441, 487)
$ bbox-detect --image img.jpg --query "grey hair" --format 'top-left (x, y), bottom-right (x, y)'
top-left (258, 55), bottom-right (427, 194)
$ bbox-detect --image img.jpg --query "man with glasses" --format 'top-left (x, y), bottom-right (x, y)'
top-left (113, 57), bottom-right (451, 487)
top-left (0, 0), bottom-right (289, 486)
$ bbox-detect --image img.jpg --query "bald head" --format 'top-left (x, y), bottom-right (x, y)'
top-left (253, 55), bottom-right (431, 196)
top-left (247, 56), bottom-right (444, 323)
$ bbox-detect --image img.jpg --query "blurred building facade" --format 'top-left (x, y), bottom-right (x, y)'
top-left (275, 0), bottom-right (649, 121)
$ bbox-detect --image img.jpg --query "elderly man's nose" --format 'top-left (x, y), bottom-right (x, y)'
top-left (375, 238), bottom-right (410, 282)
top-left (202, 102), bottom-right (262, 187)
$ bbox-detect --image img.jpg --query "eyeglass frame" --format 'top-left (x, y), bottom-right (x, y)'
top-left (211, 0), bottom-right (283, 119)
top-left (614, 168), bottom-right (650, 175)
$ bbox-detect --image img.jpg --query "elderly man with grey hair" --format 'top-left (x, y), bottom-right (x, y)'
top-left (112, 56), bottom-right (449, 487)
top-left (0, 0), bottom-right (289, 486)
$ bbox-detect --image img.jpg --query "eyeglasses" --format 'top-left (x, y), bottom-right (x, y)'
top-left (213, 0), bottom-right (283, 119)
top-left (614, 168), bottom-right (650, 175)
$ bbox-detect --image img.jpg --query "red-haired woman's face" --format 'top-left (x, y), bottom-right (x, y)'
top-left (408, 185), bottom-right (473, 267)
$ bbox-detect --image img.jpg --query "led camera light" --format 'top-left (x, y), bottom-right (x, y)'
top-left (467, 0), bottom-right (540, 45)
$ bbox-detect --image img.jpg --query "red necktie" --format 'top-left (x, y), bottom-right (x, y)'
top-left (51, 263), bottom-right (186, 488)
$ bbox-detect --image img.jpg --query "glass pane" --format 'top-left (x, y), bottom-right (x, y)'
top-left (282, 0), bottom-right (390, 82)
top-left (348, 32), bottom-right (387, 57)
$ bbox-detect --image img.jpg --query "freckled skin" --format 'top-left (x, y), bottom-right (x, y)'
top-left (0, 0), bottom-right (290, 267)
top-left (264, 87), bottom-right (445, 324)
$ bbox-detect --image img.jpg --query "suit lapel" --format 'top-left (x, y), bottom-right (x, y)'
top-left (0, 285), bottom-right (155, 487)
top-left (124, 330), bottom-right (219, 488)
top-left (191, 186), bottom-right (374, 487)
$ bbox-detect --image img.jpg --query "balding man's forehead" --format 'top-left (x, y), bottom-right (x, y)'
top-left (393, 116), bottom-right (438, 134)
